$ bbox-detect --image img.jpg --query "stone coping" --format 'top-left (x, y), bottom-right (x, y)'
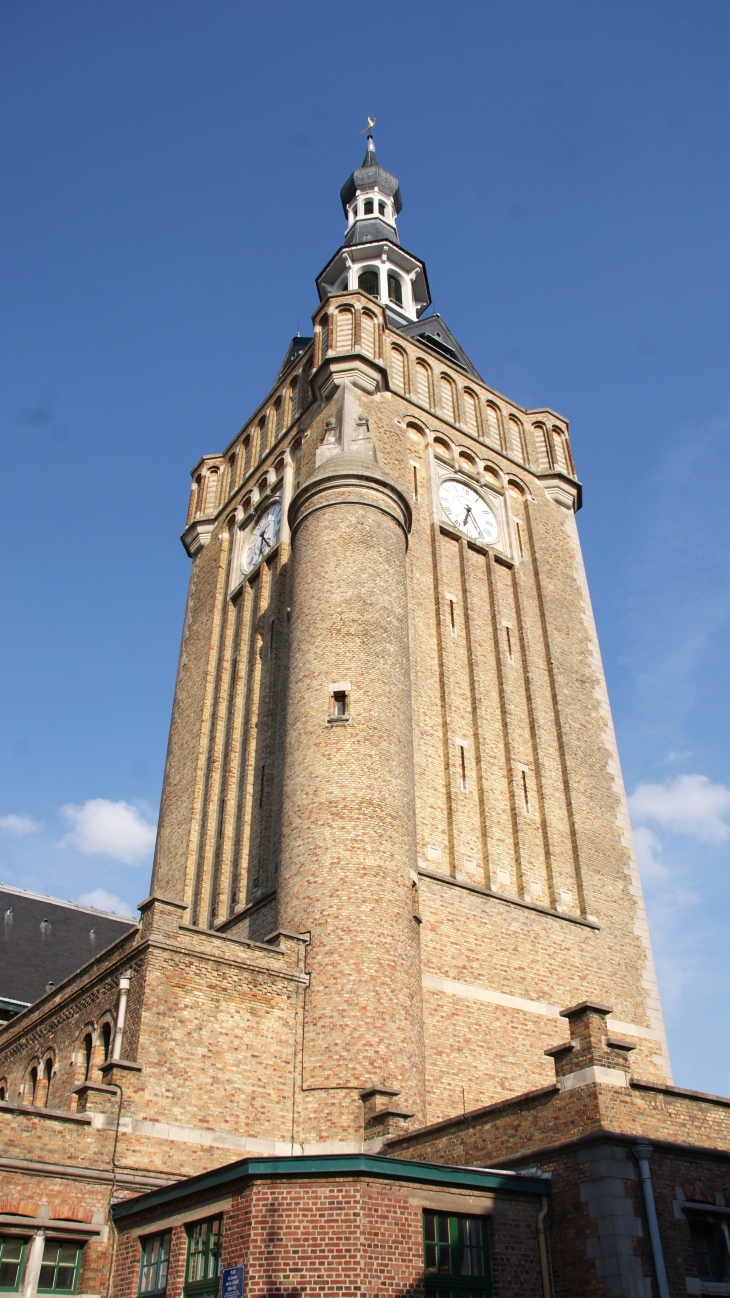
top-left (111, 1153), bottom-right (550, 1224)
top-left (417, 865), bottom-right (600, 928)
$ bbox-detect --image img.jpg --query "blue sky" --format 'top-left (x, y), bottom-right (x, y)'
top-left (1, 1), bottom-right (728, 1093)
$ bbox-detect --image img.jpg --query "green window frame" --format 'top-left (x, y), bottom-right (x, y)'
top-left (358, 270), bottom-right (379, 299)
top-left (183, 1218), bottom-right (222, 1298)
top-left (689, 1218), bottom-right (730, 1282)
top-left (0, 1236), bottom-right (29, 1292)
top-left (37, 1240), bottom-right (83, 1294)
top-left (423, 1211), bottom-right (491, 1298)
top-left (138, 1231), bottom-right (171, 1296)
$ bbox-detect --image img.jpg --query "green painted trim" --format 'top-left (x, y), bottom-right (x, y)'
top-left (112, 1153), bottom-right (549, 1223)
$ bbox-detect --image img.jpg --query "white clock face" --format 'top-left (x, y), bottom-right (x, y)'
top-left (243, 501), bottom-right (282, 573)
top-left (439, 480), bottom-right (498, 544)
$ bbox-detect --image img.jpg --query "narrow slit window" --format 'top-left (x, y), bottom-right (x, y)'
top-left (505, 626), bottom-right (513, 661)
top-left (412, 465), bottom-right (419, 501)
top-left (521, 770), bottom-right (531, 815)
top-left (449, 600), bottom-right (456, 636)
top-left (459, 746), bottom-right (467, 792)
top-left (333, 691), bottom-right (347, 717)
top-left (259, 765), bottom-right (266, 808)
top-left (515, 520), bottom-right (524, 559)
top-left (269, 620), bottom-right (276, 654)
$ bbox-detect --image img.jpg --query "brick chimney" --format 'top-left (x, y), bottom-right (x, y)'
top-left (545, 1001), bottom-right (636, 1091)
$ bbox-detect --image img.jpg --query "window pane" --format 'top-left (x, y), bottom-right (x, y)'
top-left (0, 1235), bottom-right (26, 1288)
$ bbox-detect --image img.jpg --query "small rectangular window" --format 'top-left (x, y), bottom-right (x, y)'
top-left (378, 200), bottom-right (386, 215)
top-left (363, 198), bottom-right (374, 215)
top-left (184, 1218), bottom-right (222, 1297)
top-left (333, 691), bottom-right (347, 716)
top-left (138, 1232), bottom-right (171, 1296)
top-left (690, 1219), bottom-right (730, 1282)
top-left (0, 1236), bottom-right (29, 1292)
top-left (38, 1241), bottom-right (83, 1294)
top-left (423, 1211), bottom-right (489, 1294)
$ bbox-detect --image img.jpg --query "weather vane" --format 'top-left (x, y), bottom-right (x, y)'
top-left (360, 117), bottom-right (376, 134)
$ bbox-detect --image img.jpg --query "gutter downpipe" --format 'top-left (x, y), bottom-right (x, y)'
top-left (633, 1143), bottom-right (670, 1298)
top-left (537, 1196), bottom-right (551, 1298)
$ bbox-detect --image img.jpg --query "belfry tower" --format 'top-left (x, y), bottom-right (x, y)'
top-left (0, 137), bottom-right (670, 1191)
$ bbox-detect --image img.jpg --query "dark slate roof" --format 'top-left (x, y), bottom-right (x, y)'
top-left (0, 886), bottom-right (136, 1010)
top-left (340, 138), bottom-right (403, 217)
top-left (397, 314), bottom-right (484, 381)
top-left (344, 217), bottom-right (397, 248)
top-left (275, 335), bottom-right (313, 383)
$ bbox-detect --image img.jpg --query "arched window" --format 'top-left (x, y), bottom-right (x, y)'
top-left (290, 436), bottom-right (303, 491)
top-left (289, 376), bottom-right (299, 422)
top-left (274, 397), bottom-right (283, 437)
top-left (484, 403), bottom-right (502, 447)
top-left (459, 450), bottom-right (476, 471)
top-left (463, 390), bottom-right (479, 436)
top-left (391, 346), bottom-right (407, 394)
top-left (37, 1057), bottom-right (53, 1108)
top-left (336, 308), bottom-right (354, 353)
top-left (433, 436), bottom-right (452, 458)
top-left (25, 1066), bottom-right (38, 1105)
top-left (416, 361), bottom-right (432, 408)
top-left (358, 269), bottom-right (379, 299)
top-left (227, 452), bottom-right (237, 496)
top-left (320, 315), bottom-right (329, 359)
top-left (0, 1080), bottom-right (6, 1102)
top-left (193, 474), bottom-right (203, 518)
top-left (553, 428), bottom-right (572, 473)
top-left (274, 456), bottom-right (285, 479)
top-left (361, 310), bottom-right (376, 358)
top-left (83, 1033), bottom-right (93, 1081)
top-left (187, 479), bottom-right (198, 526)
top-left (102, 1021), bottom-right (112, 1062)
top-left (508, 417), bottom-right (526, 462)
top-left (363, 198), bottom-right (374, 215)
top-left (242, 434), bottom-right (252, 476)
top-left (387, 274), bottom-right (403, 307)
top-left (440, 375), bottom-right (457, 423)
top-left (533, 424), bottom-right (553, 469)
top-left (204, 469), bottom-right (219, 515)
top-left (257, 417), bottom-right (268, 462)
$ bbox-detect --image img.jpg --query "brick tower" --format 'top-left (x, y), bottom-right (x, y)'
top-left (0, 137), bottom-right (671, 1247)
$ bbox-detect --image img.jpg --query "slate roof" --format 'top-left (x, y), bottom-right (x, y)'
top-left (275, 335), bottom-right (313, 383)
top-left (397, 314), bottom-right (484, 381)
top-left (339, 138), bottom-right (403, 217)
top-left (0, 885), bottom-right (136, 1014)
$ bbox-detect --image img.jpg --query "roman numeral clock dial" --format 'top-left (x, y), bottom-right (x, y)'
top-left (243, 501), bottom-right (282, 574)
top-left (439, 480), bottom-right (498, 544)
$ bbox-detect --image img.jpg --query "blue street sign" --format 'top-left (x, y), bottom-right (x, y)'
top-left (221, 1265), bottom-right (245, 1298)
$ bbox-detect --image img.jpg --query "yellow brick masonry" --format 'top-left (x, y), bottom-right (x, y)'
top-left (0, 288), bottom-right (670, 1187)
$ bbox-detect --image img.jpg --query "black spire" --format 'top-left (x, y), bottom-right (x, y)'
top-left (339, 136), bottom-right (403, 247)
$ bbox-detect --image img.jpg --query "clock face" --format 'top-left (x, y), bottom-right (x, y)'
top-left (243, 501), bottom-right (282, 573)
top-left (439, 480), bottom-right (498, 544)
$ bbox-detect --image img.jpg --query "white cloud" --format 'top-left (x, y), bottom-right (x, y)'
top-left (77, 888), bottom-right (135, 919)
top-left (628, 773), bottom-right (730, 843)
top-left (0, 814), bottom-right (41, 835)
top-left (59, 799), bottom-right (157, 865)
top-left (633, 826), bottom-right (667, 880)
